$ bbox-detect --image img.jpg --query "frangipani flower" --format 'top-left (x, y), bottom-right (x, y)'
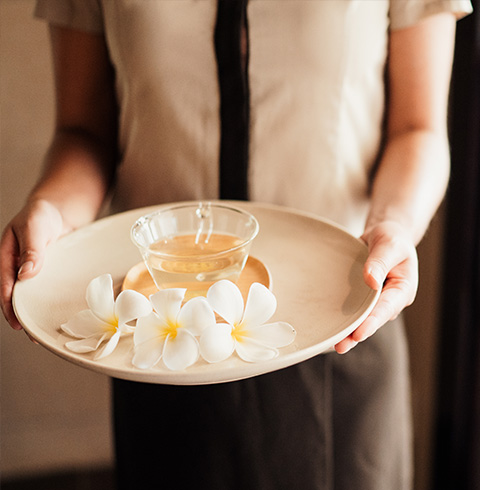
top-left (200, 280), bottom-right (296, 363)
top-left (61, 274), bottom-right (152, 359)
top-left (133, 289), bottom-right (216, 371)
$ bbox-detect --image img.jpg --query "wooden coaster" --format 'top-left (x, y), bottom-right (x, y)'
top-left (122, 256), bottom-right (271, 301)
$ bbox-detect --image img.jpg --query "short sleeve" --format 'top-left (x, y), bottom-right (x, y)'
top-left (34, 0), bottom-right (104, 33)
top-left (389, 0), bottom-right (473, 30)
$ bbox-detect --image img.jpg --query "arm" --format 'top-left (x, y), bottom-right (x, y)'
top-left (335, 12), bottom-right (457, 353)
top-left (0, 26), bottom-right (118, 330)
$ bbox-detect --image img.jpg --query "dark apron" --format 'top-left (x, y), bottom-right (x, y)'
top-left (112, 316), bottom-right (412, 490)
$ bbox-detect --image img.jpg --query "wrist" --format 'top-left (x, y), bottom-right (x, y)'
top-left (364, 211), bottom-right (424, 246)
top-left (362, 217), bottom-right (418, 247)
top-left (27, 173), bottom-right (104, 233)
top-left (25, 196), bottom-right (75, 235)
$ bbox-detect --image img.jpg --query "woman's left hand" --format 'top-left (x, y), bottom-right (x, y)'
top-left (334, 221), bottom-right (419, 354)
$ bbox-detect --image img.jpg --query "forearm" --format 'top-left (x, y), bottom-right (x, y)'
top-left (364, 12), bottom-right (457, 247)
top-left (366, 128), bottom-right (450, 245)
top-left (28, 127), bottom-right (116, 233)
top-left (27, 25), bottom-right (119, 233)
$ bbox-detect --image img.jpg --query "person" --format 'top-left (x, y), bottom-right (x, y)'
top-left (0, 1), bottom-right (472, 489)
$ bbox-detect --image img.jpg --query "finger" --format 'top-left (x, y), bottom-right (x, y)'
top-left (334, 285), bottom-right (405, 354)
top-left (0, 228), bottom-right (23, 330)
top-left (334, 253), bottom-right (418, 353)
top-left (351, 292), bottom-right (399, 343)
top-left (1, 289), bottom-right (24, 331)
top-left (14, 215), bottom-right (54, 281)
top-left (364, 243), bottom-right (401, 291)
top-left (15, 202), bottom-right (64, 281)
top-left (334, 335), bottom-right (358, 354)
top-left (16, 241), bottom-right (45, 281)
top-left (352, 266), bottom-right (418, 343)
top-left (334, 285), bottom-right (408, 354)
top-left (362, 232), bottom-right (416, 291)
top-left (24, 330), bottom-right (39, 344)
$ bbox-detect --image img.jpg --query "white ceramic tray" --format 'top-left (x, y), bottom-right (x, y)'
top-left (13, 201), bottom-right (379, 385)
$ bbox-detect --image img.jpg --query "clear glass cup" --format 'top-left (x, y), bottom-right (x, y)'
top-left (131, 202), bottom-right (259, 298)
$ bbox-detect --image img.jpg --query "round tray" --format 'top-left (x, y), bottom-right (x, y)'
top-left (13, 201), bottom-right (379, 385)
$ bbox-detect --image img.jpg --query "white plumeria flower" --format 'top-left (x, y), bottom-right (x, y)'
top-left (133, 289), bottom-right (216, 371)
top-left (200, 280), bottom-right (296, 363)
top-left (61, 274), bottom-right (152, 360)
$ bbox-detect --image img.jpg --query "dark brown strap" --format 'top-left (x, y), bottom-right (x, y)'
top-left (214, 0), bottom-right (250, 201)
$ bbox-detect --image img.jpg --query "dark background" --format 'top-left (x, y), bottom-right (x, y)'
top-left (434, 1), bottom-right (480, 489)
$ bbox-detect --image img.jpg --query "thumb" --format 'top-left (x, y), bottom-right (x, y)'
top-left (361, 232), bottom-right (392, 290)
top-left (15, 200), bottom-right (64, 281)
top-left (362, 225), bottom-right (417, 291)
top-left (363, 252), bottom-right (390, 291)
top-left (15, 216), bottom-right (57, 282)
top-left (17, 252), bottom-right (42, 280)
top-left (15, 226), bottom-right (45, 281)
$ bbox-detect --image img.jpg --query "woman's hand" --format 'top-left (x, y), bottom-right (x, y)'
top-left (1, 26), bottom-right (119, 332)
top-left (334, 221), bottom-right (418, 354)
top-left (333, 13), bottom-right (458, 354)
top-left (0, 199), bottom-right (69, 330)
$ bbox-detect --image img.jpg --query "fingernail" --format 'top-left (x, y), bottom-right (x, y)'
top-left (18, 261), bottom-right (34, 277)
top-left (368, 266), bottom-right (383, 289)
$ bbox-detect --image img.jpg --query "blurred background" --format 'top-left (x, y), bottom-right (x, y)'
top-left (1, 1), bottom-right (114, 488)
top-left (1, 1), bottom-right (478, 489)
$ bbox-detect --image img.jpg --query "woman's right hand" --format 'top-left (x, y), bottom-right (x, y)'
top-left (1, 26), bottom-right (119, 332)
top-left (0, 199), bottom-right (69, 330)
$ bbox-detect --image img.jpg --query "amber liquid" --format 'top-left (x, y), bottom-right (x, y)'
top-left (146, 233), bottom-right (248, 298)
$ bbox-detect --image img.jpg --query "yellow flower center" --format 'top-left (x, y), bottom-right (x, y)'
top-left (105, 317), bottom-right (119, 334)
top-left (163, 320), bottom-right (178, 340)
top-left (232, 323), bottom-right (248, 343)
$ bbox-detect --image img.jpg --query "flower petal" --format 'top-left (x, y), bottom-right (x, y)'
top-left (163, 330), bottom-right (199, 371)
top-left (177, 297), bottom-right (216, 336)
top-left (65, 333), bottom-right (106, 353)
top-left (235, 338), bottom-right (279, 363)
top-left (149, 289), bottom-right (186, 324)
top-left (133, 337), bottom-right (166, 369)
top-left (95, 329), bottom-right (121, 360)
top-left (115, 289), bottom-right (152, 325)
top-left (199, 323), bottom-right (235, 363)
top-left (61, 310), bottom-right (110, 338)
top-left (242, 283), bottom-right (277, 328)
top-left (207, 280), bottom-right (244, 326)
top-left (86, 274), bottom-right (115, 322)
top-left (134, 312), bottom-right (166, 346)
top-left (121, 324), bottom-right (136, 335)
top-left (247, 322), bottom-right (296, 348)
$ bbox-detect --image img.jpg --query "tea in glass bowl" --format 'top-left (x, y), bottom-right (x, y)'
top-left (131, 202), bottom-right (259, 298)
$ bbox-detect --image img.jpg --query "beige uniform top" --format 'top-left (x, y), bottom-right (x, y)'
top-left (36, 0), bottom-right (472, 238)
